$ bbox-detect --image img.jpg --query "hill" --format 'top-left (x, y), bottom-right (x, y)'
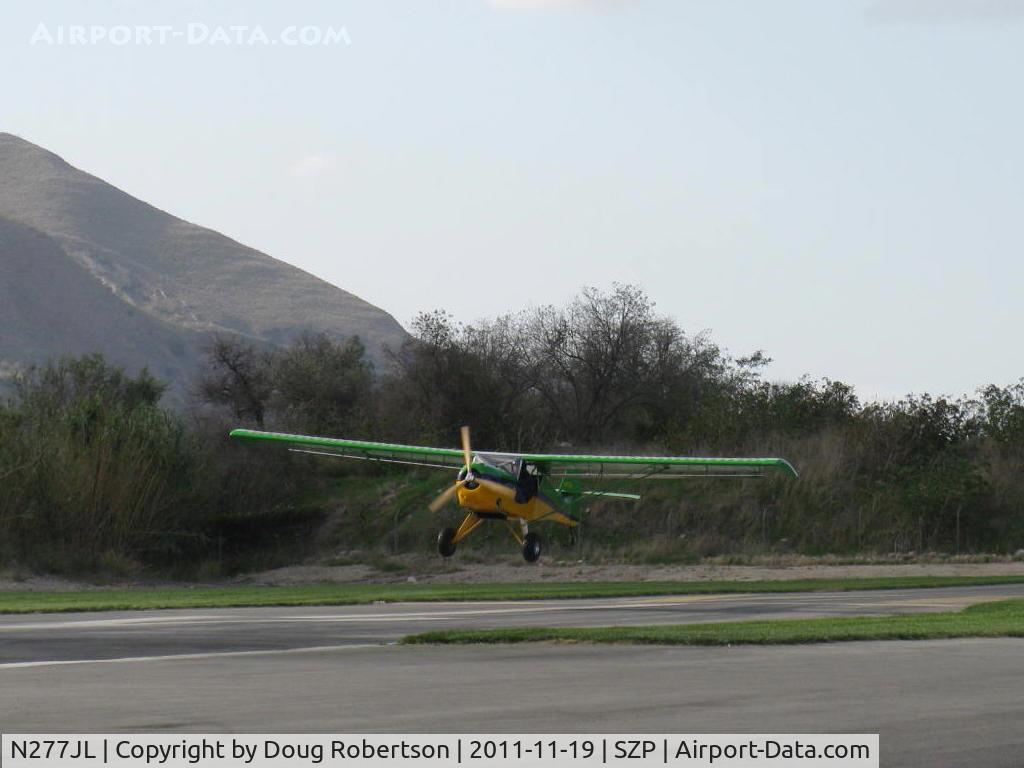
top-left (0, 133), bottom-right (407, 399)
top-left (0, 215), bottom-right (206, 389)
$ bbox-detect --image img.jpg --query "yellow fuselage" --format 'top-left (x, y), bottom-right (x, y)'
top-left (456, 482), bottom-right (576, 527)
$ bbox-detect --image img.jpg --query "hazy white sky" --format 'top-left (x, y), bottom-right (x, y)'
top-left (3, 1), bottom-right (1022, 400)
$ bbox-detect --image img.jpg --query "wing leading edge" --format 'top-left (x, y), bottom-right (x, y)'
top-left (228, 429), bottom-right (798, 479)
top-left (229, 429), bottom-right (465, 469)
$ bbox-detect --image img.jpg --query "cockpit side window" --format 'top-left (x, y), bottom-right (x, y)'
top-left (515, 462), bottom-right (540, 503)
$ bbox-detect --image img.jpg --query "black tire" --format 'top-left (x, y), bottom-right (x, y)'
top-left (437, 527), bottom-right (457, 558)
top-left (522, 532), bottom-right (542, 563)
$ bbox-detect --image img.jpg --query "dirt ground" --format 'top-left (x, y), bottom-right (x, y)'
top-left (4, 555), bottom-right (1024, 592)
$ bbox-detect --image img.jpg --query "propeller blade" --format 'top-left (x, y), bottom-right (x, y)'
top-left (460, 425), bottom-right (473, 472)
top-left (428, 482), bottom-right (460, 513)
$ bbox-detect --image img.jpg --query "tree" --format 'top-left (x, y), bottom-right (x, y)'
top-left (1, 355), bottom-right (203, 567)
top-left (15, 353), bottom-right (165, 414)
top-left (271, 333), bottom-right (373, 435)
top-left (197, 336), bottom-right (273, 427)
top-left (382, 311), bottom-right (541, 448)
top-left (979, 381), bottom-right (1024, 446)
top-left (526, 284), bottom-right (707, 445)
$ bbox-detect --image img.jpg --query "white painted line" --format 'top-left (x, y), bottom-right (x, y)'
top-left (0, 643), bottom-right (383, 670)
top-left (0, 598), bottom-right (749, 631)
top-left (0, 592), bottom-right (1000, 632)
top-left (3, 589), bottom-right (1016, 632)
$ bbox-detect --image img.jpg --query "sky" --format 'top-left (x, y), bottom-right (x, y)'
top-left (2, 0), bottom-right (1023, 401)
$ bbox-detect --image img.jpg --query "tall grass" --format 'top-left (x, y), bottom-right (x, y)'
top-left (0, 356), bottom-right (301, 572)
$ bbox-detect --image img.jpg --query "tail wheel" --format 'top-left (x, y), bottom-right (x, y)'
top-left (522, 532), bottom-right (542, 563)
top-left (437, 527), bottom-right (457, 558)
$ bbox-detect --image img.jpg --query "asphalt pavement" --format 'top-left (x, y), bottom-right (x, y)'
top-left (1, 584), bottom-right (1022, 767)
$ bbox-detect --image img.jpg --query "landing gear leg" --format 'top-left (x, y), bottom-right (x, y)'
top-left (505, 519), bottom-right (541, 562)
top-left (438, 513), bottom-right (483, 558)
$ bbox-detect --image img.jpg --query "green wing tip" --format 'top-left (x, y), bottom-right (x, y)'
top-left (777, 459), bottom-right (799, 478)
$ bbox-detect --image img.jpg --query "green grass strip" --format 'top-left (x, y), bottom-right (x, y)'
top-left (403, 598), bottom-right (1024, 646)
top-left (1, 575), bottom-right (1024, 614)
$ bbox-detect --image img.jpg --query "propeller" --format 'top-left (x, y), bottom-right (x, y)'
top-left (428, 426), bottom-right (513, 512)
top-left (428, 426), bottom-right (476, 513)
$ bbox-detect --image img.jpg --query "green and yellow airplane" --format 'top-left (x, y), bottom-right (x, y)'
top-left (230, 426), bottom-right (797, 563)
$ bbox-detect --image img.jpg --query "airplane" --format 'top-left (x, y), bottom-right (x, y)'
top-left (230, 426), bottom-right (797, 563)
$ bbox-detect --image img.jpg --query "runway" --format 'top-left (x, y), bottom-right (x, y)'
top-left (1, 584), bottom-right (1022, 767)
top-left (1, 583), bottom-right (1019, 666)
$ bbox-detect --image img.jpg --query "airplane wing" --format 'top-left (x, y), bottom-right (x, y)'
top-left (229, 429), bottom-right (465, 470)
top-left (481, 450), bottom-right (798, 479)
top-left (229, 429), bottom-right (797, 479)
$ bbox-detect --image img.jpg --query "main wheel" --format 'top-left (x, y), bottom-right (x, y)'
top-left (522, 532), bottom-right (542, 563)
top-left (437, 527), bottom-right (457, 558)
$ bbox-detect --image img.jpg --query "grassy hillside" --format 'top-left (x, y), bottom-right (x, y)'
top-left (0, 215), bottom-right (204, 390)
top-left (0, 133), bottom-right (407, 399)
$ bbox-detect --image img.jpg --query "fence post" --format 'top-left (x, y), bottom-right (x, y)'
top-left (956, 505), bottom-right (961, 555)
